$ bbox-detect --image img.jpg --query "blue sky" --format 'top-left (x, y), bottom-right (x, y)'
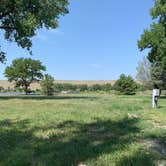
top-left (0, 0), bottom-right (154, 80)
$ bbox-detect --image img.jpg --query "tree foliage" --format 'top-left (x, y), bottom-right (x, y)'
top-left (4, 58), bottom-right (46, 94)
top-left (138, 0), bottom-right (166, 88)
top-left (114, 74), bottom-right (137, 95)
top-left (102, 83), bottom-right (112, 92)
top-left (0, 0), bottom-right (69, 62)
top-left (77, 84), bottom-right (88, 92)
top-left (40, 74), bottom-right (54, 96)
top-left (89, 84), bottom-right (103, 91)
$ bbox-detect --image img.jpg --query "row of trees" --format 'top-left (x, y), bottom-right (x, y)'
top-left (4, 58), bottom-right (139, 95)
top-left (41, 74), bottom-right (138, 95)
top-left (41, 78), bottom-right (113, 95)
top-left (40, 74), bottom-right (139, 95)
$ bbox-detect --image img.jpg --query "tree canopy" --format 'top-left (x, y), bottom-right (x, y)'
top-left (0, 0), bottom-right (69, 62)
top-left (4, 58), bottom-right (46, 94)
top-left (114, 74), bottom-right (137, 95)
top-left (138, 0), bottom-right (166, 88)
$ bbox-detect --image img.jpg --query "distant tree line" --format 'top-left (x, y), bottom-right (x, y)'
top-left (40, 78), bottom-right (113, 96)
top-left (42, 74), bottom-right (157, 96)
top-left (3, 57), bottom-right (158, 96)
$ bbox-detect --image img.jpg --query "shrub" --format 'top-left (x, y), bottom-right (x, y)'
top-left (35, 89), bottom-right (42, 94)
top-left (7, 87), bottom-right (14, 92)
top-left (114, 74), bottom-right (137, 95)
top-left (0, 86), bottom-right (4, 92)
top-left (40, 74), bottom-right (54, 96)
top-left (102, 83), bottom-right (112, 92)
top-left (78, 84), bottom-right (88, 91)
top-left (14, 87), bottom-right (24, 92)
top-left (69, 84), bottom-right (77, 91)
top-left (54, 83), bottom-right (64, 92)
top-left (61, 83), bottom-right (77, 91)
top-left (89, 84), bottom-right (103, 91)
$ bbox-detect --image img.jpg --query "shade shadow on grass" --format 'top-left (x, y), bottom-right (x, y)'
top-left (115, 151), bottom-right (156, 166)
top-left (0, 95), bottom-right (98, 101)
top-left (0, 116), bottom-right (164, 166)
top-left (0, 117), bottom-right (142, 166)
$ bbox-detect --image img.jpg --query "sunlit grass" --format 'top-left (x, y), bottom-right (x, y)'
top-left (0, 93), bottom-right (165, 166)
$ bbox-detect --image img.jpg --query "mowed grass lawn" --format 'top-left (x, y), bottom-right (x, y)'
top-left (0, 93), bottom-right (165, 166)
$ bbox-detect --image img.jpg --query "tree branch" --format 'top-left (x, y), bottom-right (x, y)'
top-left (0, 11), bottom-right (11, 20)
top-left (0, 25), bottom-right (14, 30)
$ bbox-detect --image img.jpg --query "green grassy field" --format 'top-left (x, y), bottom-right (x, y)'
top-left (0, 93), bottom-right (165, 166)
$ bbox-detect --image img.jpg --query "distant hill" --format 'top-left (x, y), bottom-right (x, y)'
top-left (0, 80), bottom-right (116, 90)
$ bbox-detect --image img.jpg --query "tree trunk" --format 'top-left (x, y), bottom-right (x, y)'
top-left (24, 85), bottom-right (29, 95)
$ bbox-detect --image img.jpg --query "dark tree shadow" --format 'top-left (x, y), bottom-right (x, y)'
top-left (115, 151), bottom-right (156, 166)
top-left (0, 117), bottom-right (142, 166)
top-left (1, 117), bottom-right (165, 165)
top-left (0, 95), bottom-right (98, 100)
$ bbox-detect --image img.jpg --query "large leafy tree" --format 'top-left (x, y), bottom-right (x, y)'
top-left (0, 0), bottom-right (69, 62)
top-left (4, 58), bottom-right (46, 94)
top-left (138, 0), bottom-right (166, 89)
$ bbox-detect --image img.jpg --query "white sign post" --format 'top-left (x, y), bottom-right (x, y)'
top-left (152, 89), bottom-right (160, 108)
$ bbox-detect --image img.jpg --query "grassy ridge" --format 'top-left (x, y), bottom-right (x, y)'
top-left (0, 93), bottom-right (165, 166)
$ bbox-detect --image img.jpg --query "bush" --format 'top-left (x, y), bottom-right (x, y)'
top-left (114, 74), bottom-right (137, 95)
top-left (40, 74), bottom-right (54, 96)
top-left (14, 87), bottom-right (24, 92)
top-left (102, 83), bottom-right (112, 92)
top-left (7, 87), bottom-right (14, 92)
top-left (54, 83), bottom-right (64, 92)
top-left (62, 83), bottom-right (77, 91)
top-left (77, 84), bottom-right (88, 91)
top-left (88, 84), bottom-right (103, 91)
top-left (68, 84), bottom-right (77, 91)
top-left (35, 89), bottom-right (42, 94)
top-left (0, 86), bottom-right (4, 92)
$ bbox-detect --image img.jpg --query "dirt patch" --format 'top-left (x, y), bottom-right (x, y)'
top-left (139, 138), bottom-right (166, 156)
